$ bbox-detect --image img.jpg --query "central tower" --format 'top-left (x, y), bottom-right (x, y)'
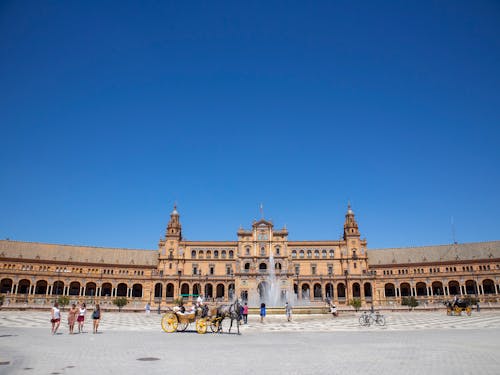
top-left (235, 218), bottom-right (292, 306)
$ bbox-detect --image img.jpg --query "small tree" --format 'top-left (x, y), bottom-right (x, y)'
top-left (349, 298), bottom-right (362, 312)
top-left (57, 296), bottom-right (70, 310)
top-left (113, 297), bottom-right (128, 311)
top-left (173, 296), bottom-right (184, 306)
top-left (401, 296), bottom-right (419, 310)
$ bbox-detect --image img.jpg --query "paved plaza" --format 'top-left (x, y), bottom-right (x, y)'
top-left (1, 310), bottom-right (500, 374)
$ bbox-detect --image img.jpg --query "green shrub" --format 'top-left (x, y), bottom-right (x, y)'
top-left (349, 298), bottom-right (362, 311)
top-left (113, 297), bottom-right (128, 311)
top-left (57, 296), bottom-right (70, 310)
top-left (401, 296), bottom-right (419, 310)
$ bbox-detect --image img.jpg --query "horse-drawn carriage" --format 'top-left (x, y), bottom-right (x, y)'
top-left (161, 300), bottom-right (241, 334)
top-left (444, 299), bottom-right (472, 316)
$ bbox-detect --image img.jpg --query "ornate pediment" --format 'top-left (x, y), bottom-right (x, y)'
top-left (252, 219), bottom-right (274, 229)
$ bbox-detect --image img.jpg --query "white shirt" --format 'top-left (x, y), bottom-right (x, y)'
top-left (52, 306), bottom-right (61, 319)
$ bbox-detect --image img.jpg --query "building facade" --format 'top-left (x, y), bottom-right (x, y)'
top-left (1, 205), bottom-right (499, 309)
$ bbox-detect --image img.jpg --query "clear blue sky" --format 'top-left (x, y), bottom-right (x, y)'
top-left (1, 1), bottom-right (499, 249)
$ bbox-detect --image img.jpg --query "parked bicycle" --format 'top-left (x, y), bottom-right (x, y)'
top-left (370, 311), bottom-right (386, 326)
top-left (359, 311), bottom-right (386, 327)
top-left (359, 311), bottom-right (371, 326)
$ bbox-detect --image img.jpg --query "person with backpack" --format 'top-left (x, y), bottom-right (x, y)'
top-left (92, 304), bottom-right (101, 333)
top-left (260, 303), bottom-right (266, 323)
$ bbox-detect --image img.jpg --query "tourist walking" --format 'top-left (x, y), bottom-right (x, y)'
top-left (243, 303), bottom-right (248, 324)
top-left (77, 303), bottom-right (86, 333)
top-left (50, 302), bottom-right (61, 335)
top-left (145, 302), bottom-right (151, 315)
top-left (285, 302), bottom-right (292, 321)
top-left (92, 304), bottom-right (101, 333)
top-left (67, 303), bottom-right (78, 334)
top-left (260, 303), bottom-right (266, 323)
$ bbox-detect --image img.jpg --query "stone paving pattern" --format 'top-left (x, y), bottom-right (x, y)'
top-left (1, 310), bottom-right (500, 374)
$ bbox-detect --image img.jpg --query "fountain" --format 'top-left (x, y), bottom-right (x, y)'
top-left (248, 252), bottom-right (297, 307)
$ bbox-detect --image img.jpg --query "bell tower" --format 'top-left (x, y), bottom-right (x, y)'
top-left (343, 203), bottom-right (360, 240)
top-left (166, 205), bottom-right (182, 241)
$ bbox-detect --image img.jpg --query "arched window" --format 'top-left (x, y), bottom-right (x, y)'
top-left (206, 251), bottom-right (211, 259)
top-left (244, 263), bottom-right (250, 271)
top-left (69, 281), bottom-right (80, 296)
top-left (166, 283), bottom-right (175, 298)
top-left (221, 250), bottom-right (226, 259)
top-left (0, 279), bottom-right (13, 294)
top-left (214, 250), bottom-right (219, 259)
top-left (299, 250), bottom-right (304, 259)
top-left (275, 262), bottom-right (282, 270)
top-left (35, 280), bottom-right (47, 295)
top-left (116, 283), bottom-right (127, 297)
top-left (198, 250), bottom-right (204, 259)
top-left (101, 283), bottom-right (112, 297)
top-left (292, 250), bottom-right (297, 258)
top-left (245, 247), bottom-right (250, 255)
top-left (275, 247), bottom-right (280, 255)
top-left (229, 250), bottom-right (234, 259)
top-left (17, 279), bottom-right (31, 294)
top-left (307, 250), bottom-right (312, 258)
top-left (384, 283), bottom-right (396, 297)
top-left (329, 250), bottom-right (334, 258)
top-left (132, 283), bottom-right (143, 298)
top-left (216, 284), bottom-right (225, 299)
top-left (191, 250), bottom-right (196, 259)
top-left (154, 283), bottom-right (163, 298)
top-left (314, 250), bottom-right (319, 258)
top-left (259, 263), bottom-right (267, 271)
top-left (322, 250), bottom-right (327, 258)
top-left (85, 282), bottom-right (96, 297)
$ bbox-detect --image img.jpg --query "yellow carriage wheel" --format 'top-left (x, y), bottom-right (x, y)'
top-left (466, 307), bottom-right (472, 316)
top-left (196, 318), bottom-right (207, 334)
top-left (161, 313), bottom-right (178, 333)
top-left (454, 306), bottom-right (462, 316)
top-left (446, 308), bottom-right (452, 316)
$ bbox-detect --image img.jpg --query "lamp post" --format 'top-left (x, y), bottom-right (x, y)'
top-left (295, 271), bottom-right (299, 301)
top-left (177, 270), bottom-right (182, 299)
top-left (344, 270), bottom-right (349, 304)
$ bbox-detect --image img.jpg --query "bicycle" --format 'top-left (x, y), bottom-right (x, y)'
top-left (358, 311), bottom-right (371, 326)
top-left (370, 311), bottom-right (386, 326)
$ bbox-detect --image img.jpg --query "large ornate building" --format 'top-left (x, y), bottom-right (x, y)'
top-left (1, 205), bottom-right (499, 308)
